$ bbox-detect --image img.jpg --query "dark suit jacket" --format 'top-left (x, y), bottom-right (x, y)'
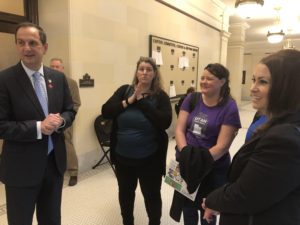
top-left (0, 62), bottom-right (76, 187)
top-left (205, 111), bottom-right (300, 225)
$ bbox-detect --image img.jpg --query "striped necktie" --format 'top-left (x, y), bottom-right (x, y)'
top-left (32, 72), bottom-right (54, 154)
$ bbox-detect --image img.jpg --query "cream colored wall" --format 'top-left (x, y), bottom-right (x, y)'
top-left (39, 0), bottom-right (224, 172)
top-left (241, 54), bottom-right (252, 101)
top-left (227, 45), bottom-right (244, 103)
top-left (0, 33), bottom-right (19, 70)
top-left (160, 0), bottom-right (228, 31)
top-left (39, 0), bottom-right (70, 75)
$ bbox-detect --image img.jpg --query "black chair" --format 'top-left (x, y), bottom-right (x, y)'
top-left (92, 115), bottom-right (116, 175)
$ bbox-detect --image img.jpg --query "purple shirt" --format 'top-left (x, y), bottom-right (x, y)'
top-left (181, 94), bottom-right (241, 151)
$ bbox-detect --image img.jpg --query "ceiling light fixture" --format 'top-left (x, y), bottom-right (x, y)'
top-left (235, 0), bottom-right (264, 19)
top-left (267, 30), bottom-right (285, 44)
top-left (266, 5), bottom-right (285, 44)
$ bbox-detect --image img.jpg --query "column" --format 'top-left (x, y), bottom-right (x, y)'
top-left (227, 22), bottom-right (249, 105)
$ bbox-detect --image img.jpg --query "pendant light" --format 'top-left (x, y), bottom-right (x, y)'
top-left (267, 30), bottom-right (285, 44)
top-left (267, 6), bottom-right (285, 44)
top-left (235, 0), bottom-right (264, 19)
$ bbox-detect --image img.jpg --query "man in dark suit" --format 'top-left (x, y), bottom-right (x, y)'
top-left (0, 22), bottom-right (76, 225)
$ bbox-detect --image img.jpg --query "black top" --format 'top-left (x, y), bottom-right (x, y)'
top-left (102, 84), bottom-right (172, 174)
top-left (205, 110), bottom-right (300, 225)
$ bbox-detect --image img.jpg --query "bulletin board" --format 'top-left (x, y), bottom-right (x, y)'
top-left (149, 35), bottom-right (199, 98)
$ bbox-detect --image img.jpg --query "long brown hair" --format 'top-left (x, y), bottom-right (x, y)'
top-left (257, 49), bottom-right (300, 132)
top-left (131, 56), bottom-right (163, 94)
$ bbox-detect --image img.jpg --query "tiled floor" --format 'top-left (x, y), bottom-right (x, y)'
top-left (0, 102), bottom-right (255, 225)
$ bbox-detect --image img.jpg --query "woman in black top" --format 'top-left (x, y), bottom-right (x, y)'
top-left (203, 49), bottom-right (300, 225)
top-left (102, 57), bottom-right (172, 225)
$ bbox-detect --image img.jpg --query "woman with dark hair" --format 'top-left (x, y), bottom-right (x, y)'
top-left (174, 63), bottom-right (241, 225)
top-left (203, 49), bottom-right (300, 225)
top-left (102, 57), bottom-right (172, 225)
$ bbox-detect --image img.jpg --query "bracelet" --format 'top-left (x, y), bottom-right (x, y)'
top-left (125, 98), bottom-right (130, 105)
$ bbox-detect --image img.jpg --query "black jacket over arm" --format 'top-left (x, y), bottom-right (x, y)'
top-left (170, 146), bottom-right (214, 222)
top-left (102, 84), bottom-right (172, 174)
top-left (205, 111), bottom-right (300, 225)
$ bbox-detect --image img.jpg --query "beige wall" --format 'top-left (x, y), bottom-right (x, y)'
top-left (39, 0), bottom-right (226, 172)
top-left (39, 0), bottom-right (70, 75)
top-left (242, 54), bottom-right (252, 101)
top-left (0, 33), bottom-right (19, 70)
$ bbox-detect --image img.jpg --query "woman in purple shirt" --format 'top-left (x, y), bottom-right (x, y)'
top-left (175, 63), bottom-right (241, 225)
